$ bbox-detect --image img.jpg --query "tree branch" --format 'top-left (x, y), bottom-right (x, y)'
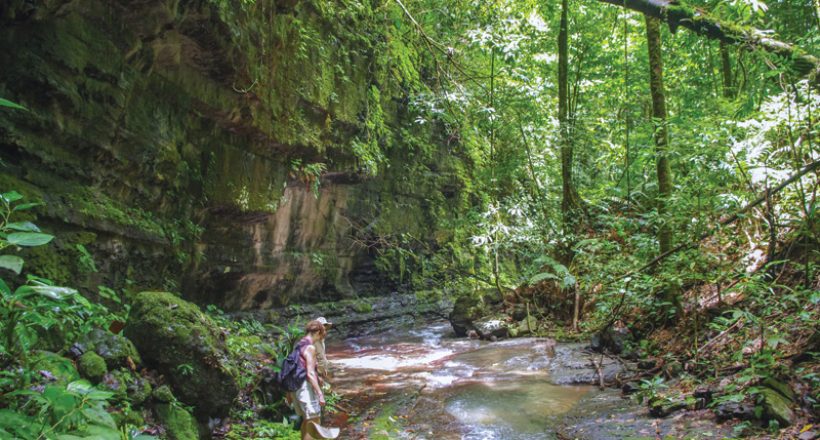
top-left (598, 0), bottom-right (820, 84)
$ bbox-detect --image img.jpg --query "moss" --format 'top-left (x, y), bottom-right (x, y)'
top-left (80, 328), bottom-right (142, 369)
top-left (152, 384), bottom-right (175, 403)
top-left (77, 351), bottom-right (107, 383)
top-left (29, 351), bottom-right (80, 384)
top-left (155, 403), bottom-right (199, 440)
top-left (124, 291), bottom-right (238, 417)
top-left (759, 387), bottom-right (794, 427)
top-left (352, 300), bottom-right (373, 314)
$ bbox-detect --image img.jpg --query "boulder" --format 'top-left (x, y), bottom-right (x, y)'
top-left (78, 351), bottom-right (107, 383)
top-left (759, 387), bottom-right (794, 427)
top-left (714, 401), bottom-right (756, 422)
top-left (449, 294), bottom-right (482, 337)
top-left (474, 318), bottom-right (507, 339)
top-left (155, 403), bottom-right (198, 440)
top-left (124, 292), bottom-right (238, 417)
top-left (75, 328), bottom-right (141, 369)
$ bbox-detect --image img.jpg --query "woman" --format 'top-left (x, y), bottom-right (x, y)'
top-left (292, 320), bottom-right (339, 440)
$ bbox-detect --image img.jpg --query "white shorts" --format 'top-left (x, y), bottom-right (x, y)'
top-left (292, 380), bottom-right (321, 419)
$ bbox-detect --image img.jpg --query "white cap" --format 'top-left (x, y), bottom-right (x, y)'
top-left (316, 316), bottom-right (333, 326)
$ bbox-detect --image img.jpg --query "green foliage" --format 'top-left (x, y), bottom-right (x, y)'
top-left (0, 190), bottom-right (154, 439)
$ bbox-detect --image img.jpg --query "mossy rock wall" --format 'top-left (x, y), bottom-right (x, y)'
top-left (0, 0), bottom-right (472, 309)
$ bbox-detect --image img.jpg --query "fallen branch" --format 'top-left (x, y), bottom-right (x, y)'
top-left (599, 0), bottom-right (820, 84)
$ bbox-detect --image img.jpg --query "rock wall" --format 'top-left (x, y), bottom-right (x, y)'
top-left (0, 0), bottom-right (470, 309)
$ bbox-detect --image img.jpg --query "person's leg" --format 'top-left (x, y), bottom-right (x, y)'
top-left (300, 418), bottom-right (310, 440)
top-left (303, 417), bottom-right (322, 439)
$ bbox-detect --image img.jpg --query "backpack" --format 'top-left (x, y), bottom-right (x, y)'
top-left (276, 338), bottom-right (311, 392)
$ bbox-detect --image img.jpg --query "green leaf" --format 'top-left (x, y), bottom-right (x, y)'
top-left (18, 285), bottom-right (78, 300)
top-left (0, 98), bottom-right (27, 110)
top-left (1, 191), bottom-right (23, 203)
top-left (7, 232), bottom-right (54, 247)
top-left (0, 255), bottom-right (24, 274)
top-left (12, 202), bottom-right (42, 212)
top-left (0, 278), bottom-right (11, 296)
top-left (5, 221), bottom-right (40, 232)
top-left (81, 406), bottom-right (117, 428)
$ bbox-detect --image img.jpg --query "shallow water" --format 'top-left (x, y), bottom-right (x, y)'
top-left (326, 322), bottom-right (592, 439)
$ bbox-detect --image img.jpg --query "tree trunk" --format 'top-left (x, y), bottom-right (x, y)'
top-left (719, 41), bottom-right (734, 98)
top-left (559, 0), bottom-right (580, 228)
top-left (645, 15), bottom-right (673, 256)
top-left (600, 0), bottom-right (820, 84)
top-left (645, 15), bottom-right (679, 319)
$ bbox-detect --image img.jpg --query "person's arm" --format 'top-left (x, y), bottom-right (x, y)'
top-left (303, 345), bottom-right (325, 406)
top-left (316, 339), bottom-right (329, 380)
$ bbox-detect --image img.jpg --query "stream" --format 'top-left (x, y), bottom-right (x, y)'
top-left (325, 321), bottom-right (732, 439)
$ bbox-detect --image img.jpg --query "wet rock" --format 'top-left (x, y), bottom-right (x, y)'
top-left (125, 291), bottom-right (238, 417)
top-left (155, 403), bottom-right (198, 440)
top-left (75, 328), bottom-right (141, 369)
top-left (449, 294), bottom-right (483, 337)
top-left (547, 344), bottom-right (626, 385)
top-left (467, 330), bottom-right (479, 339)
top-left (759, 387), bottom-right (794, 427)
top-left (78, 351), bottom-right (107, 383)
top-left (714, 401), bottom-right (756, 422)
top-left (473, 318), bottom-right (507, 339)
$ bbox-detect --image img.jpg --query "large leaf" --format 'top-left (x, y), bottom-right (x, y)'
top-left (7, 232), bottom-right (54, 247)
top-left (5, 221), bottom-right (40, 232)
top-left (0, 255), bottom-right (24, 274)
top-left (1, 191), bottom-right (23, 203)
top-left (0, 98), bottom-right (27, 110)
top-left (12, 202), bottom-right (42, 212)
top-left (17, 285), bottom-right (78, 300)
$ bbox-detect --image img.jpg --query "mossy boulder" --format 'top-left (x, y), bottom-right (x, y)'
top-left (78, 351), bottom-right (107, 383)
top-left (77, 328), bottom-right (142, 369)
top-left (759, 387), bottom-right (794, 427)
top-left (155, 403), bottom-right (198, 440)
top-left (124, 292), bottom-right (238, 417)
top-left (103, 369), bottom-right (152, 406)
top-left (449, 294), bottom-right (483, 337)
top-left (30, 351), bottom-right (80, 384)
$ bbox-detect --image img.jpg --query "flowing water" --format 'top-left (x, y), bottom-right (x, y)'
top-left (326, 322), bottom-right (593, 439)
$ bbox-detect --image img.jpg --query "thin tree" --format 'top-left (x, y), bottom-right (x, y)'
top-left (645, 15), bottom-right (679, 319)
